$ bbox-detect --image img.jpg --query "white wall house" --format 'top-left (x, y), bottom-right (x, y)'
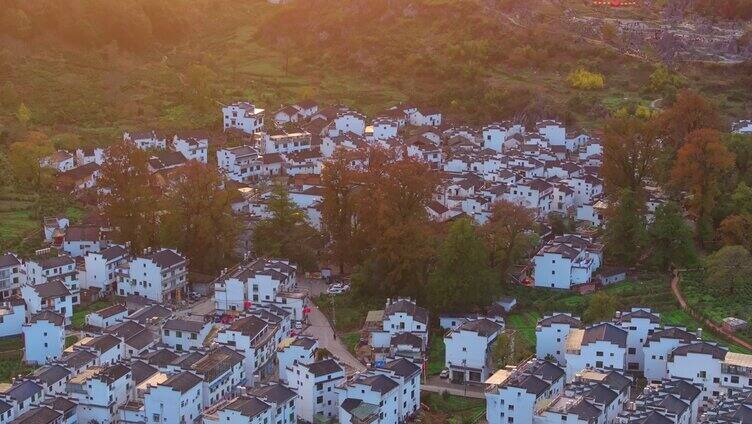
top-left (161, 318), bottom-right (212, 351)
top-left (373, 357), bottom-right (422, 421)
top-left (0, 300), bottom-right (25, 338)
top-left (533, 234), bottom-right (603, 290)
top-left (21, 279), bottom-right (74, 320)
top-left (536, 313), bottom-right (584, 365)
top-left (277, 337), bottom-right (317, 385)
top-left (643, 327), bottom-right (698, 382)
top-left (216, 315), bottom-right (279, 386)
top-left (82, 245), bottom-right (129, 292)
top-left (61, 225), bottom-right (102, 258)
top-left (260, 132), bottom-right (312, 155)
top-left (444, 318), bottom-right (503, 384)
top-left (172, 134), bottom-right (209, 163)
top-left (615, 308), bottom-right (661, 372)
top-left (732, 119), bottom-right (752, 134)
top-left (216, 146), bottom-right (263, 183)
top-left (124, 131), bottom-right (167, 150)
top-left (288, 359), bottom-right (345, 423)
top-left (144, 371), bottom-right (203, 424)
top-left (0, 253), bottom-right (24, 300)
top-left (223, 101), bottom-right (265, 134)
top-left (116, 248), bottom-right (188, 303)
top-left (369, 298), bottom-right (429, 351)
top-left (565, 323), bottom-right (628, 380)
top-left (67, 363), bottom-right (131, 424)
top-left (246, 383), bottom-right (297, 424)
top-left (666, 342), bottom-right (727, 404)
top-left (23, 311), bottom-right (66, 365)
top-left (485, 359), bottom-right (566, 424)
top-left (337, 373), bottom-right (400, 424)
top-left (86, 303), bottom-right (128, 329)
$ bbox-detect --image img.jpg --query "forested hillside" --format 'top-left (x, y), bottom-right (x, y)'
top-left (0, 0), bottom-right (750, 146)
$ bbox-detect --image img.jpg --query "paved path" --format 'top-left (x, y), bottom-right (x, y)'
top-left (422, 377), bottom-right (486, 399)
top-left (670, 271), bottom-right (752, 351)
top-left (303, 302), bottom-right (366, 373)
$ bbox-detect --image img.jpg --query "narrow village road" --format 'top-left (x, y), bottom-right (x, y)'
top-left (303, 302), bottom-right (366, 373)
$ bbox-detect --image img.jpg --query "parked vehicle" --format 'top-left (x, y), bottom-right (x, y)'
top-left (439, 368), bottom-right (450, 379)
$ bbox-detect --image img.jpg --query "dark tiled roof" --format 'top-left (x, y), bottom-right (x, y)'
top-left (42, 396), bottom-right (76, 413)
top-left (59, 350), bottom-right (97, 370)
top-left (99, 363), bottom-right (130, 383)
top-left (32, 365), bottom-right (70, 386)
top-left (100, 245), bottom-right (128, 261)
top-left (12, 406), bottom-right (62, 424)
top-left (249, 383), bottom-right (296, 405)
top-left (29, 310), bottom-right (65, 326)
top-left (457, 318), bottom-right (502, 337)
top-left (304, 359), bottom-right (343, 377)
top-left (163, 318), bottom-right (206, 333)
top-left (384, 300), bottom-right (428, 324)
top-left (358, 374), bottom-right (399, 395)
top-left (569, 399), bottom-right (602, 421)
top-left (658, 394), bottom-right (689, 415)
top-left (585, 383), bottom-right (618, 406)
top-left (32, 280), bottom-right (71, 299)
top-left (618, 309), bottom-right (660, 324)
top-left (226, 396), bottom-right (270, 418)
top-left (64, 225), bottom-right (100, 242)
top-left (144, 349), bottom-right (180, 367)
top-left (83, 334), bottom-right (121, 353)
top-left (34, 256), bottom-right (75, 270)
top-left (637, 412), bottom-right (673, 424)
top-left (127, 305), bottom-right (172, 324)
top-left (0, 253), bottom-right (21, 268)
top-left (5, 380), bottom-right (43, 402)
top-left (146, 249), bottom-right (185, 268)
top-left (390, 332), bottom-right (422, 348)
top-left (646, 327), bottom-right (697, 345)
top-left (670, 342), bottom-right (728, 361)
top-left (582, 323), bottom-right (627, 348)
top-left (529, 360), bottom-right (565, 382)
top-left (666, 380), bottom-right (701, 402)
top-left (162, 371), bottom-right (201, 394)
top-left (291, 337), bottom-right (317, 349)
top-left (131, 360), bottom-right (158, 385)
top-left (228, 316), bottom-right (267, 338)
top-left (95, 303), bottom-right (127, 319)
top-left (511, 374), bottom-right (550, 396)
top-left (380, 358), bottom-right (420, 378)
top-left (538, 313), bottom-right (582, 328)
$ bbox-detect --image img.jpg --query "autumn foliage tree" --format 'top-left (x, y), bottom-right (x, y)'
top-left (482, 200), bottom-right (536, 283)
top-left (657, 90), bottom-right (721, 152)
top-left (671, 129), bottom-right (734, 243)
top-left (160, 162), bottom-right (239, 274)
top-left (320, 150), bottom-right (359, 273)
top-left (98, 143), bottom-right (161, 254)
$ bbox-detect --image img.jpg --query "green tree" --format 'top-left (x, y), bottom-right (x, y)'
top-left (0, 152), bottom-right (15, 192)
top-left (490, 331), bottom-right (531, 369)
top-left (604, 189), bottom-right (646, 266)
top-left (719, 214), bottom-right (752, 252)
top-left (184, 64), bottom-right (216, 109)
top-left (646, 202), bottom-right (696, 270)
top-left (161, 163), bottom-right (239, 273)
top-left (731, 183), bottom-right (752, 215)
top-left (726, 134), bottom-right (752, 185)
top-left (253, 184), bottom-right (322, 271)
top-left (648, 65), bottom-right (684, 95)
top-left (602, 115), bottom-right (660, 197)
top-left (704, 246), bottom-right (752, 296)
top-left (7, 131), bottom-right (54, 190)
top-left (427, 218), bottom-right (497, 313)
top-left (583, 292), bottom-right (617, 323)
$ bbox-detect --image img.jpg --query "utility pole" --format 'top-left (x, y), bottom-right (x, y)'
top-left (331, 294), bottom-right (336, 336)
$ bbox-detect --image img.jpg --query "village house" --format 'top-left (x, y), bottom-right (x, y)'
top-left (75, 147), bottom-right (106, 166)
top-left (258, 131), bottom-right (312, 155)
top-left (216, 145), bottom-right (263, 183)
top-left (143, 371), bottom-right (203, 424)
top-left (643, 326), bottom-right (699, 383)
top-left (216, 314), bottom-right (279, 386)
top-left (21, 279), bottom-right (74, 320)
top-left (67, 363), bottom-right (131, 423)
top-left (40, 151), bottom-right (75, 173)
top-left (532, 234), bottom-right (603, 290)
top-left (288, 358), bottom-right (345, 423)
top-left (337, 372), bottom-right (401, 424)
top-left (23, 311), bottom-right (66, 365)
top-left (444, 318), bottom-right (504, 384)
top-left (86, 303), bottom-right (128, 329)
top-left (614, 308), bottom-right (662, 372)
top-left (160, 318), bottom-right (213, 351)
top-left (223, 101), bottom-right (265, 135)
top-left (277, 336), bottom-right (317, 385)
top-left (56, 162), bottom-right (101, 192)
top-left (0, 300), bottom-right (26, 338)
top-left (485, 358), bottom-right (566, 424)
top-left (81, 244), bottom-right (129, 293)
top-left (61, 225), bottom-right (102, 258)
top-left (367, 298), bottom-right (429, 356)
top-left (564, 322), bottom-right (628, 379)
top-left (105, 320), bottom-right (158, 358)
top-left (172, 133), bottom-right (209, 163)
top-left (618, 378), bottom-right (702, 424)
top-left (732, 119), bottom-right (752, 135)
top-left (116, 248), bottom-right (188, 303)
top-left (0, 253), bottom-right (24, 300)
top-left (123, 130), bottom-right (168, 150)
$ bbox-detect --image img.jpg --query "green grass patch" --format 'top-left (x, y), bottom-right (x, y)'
top-left (422, 392), bottom-right (485, 423)
top-left (312, 293), bottom-right (381, 333)
top-left (341, 332), bottom-right (360, 355)
top-left (65, 335), bottom-right (78, 348)
top-left (0, 336), bottom-right (35, 383)
top-left (71, 300), bottom-right (114, 329)
top-left (426, 335), bottom-right (446, 376)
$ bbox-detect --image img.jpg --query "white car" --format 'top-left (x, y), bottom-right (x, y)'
top-left (295, 321), bottom-right (303, 330)
top-left (327, 285), bottom-right (346, 295)
top-left (439, 368), bottom-right (449, 379)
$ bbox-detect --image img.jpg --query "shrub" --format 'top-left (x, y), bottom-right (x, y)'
top-left (567, 68), bottom-right (605, 90)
